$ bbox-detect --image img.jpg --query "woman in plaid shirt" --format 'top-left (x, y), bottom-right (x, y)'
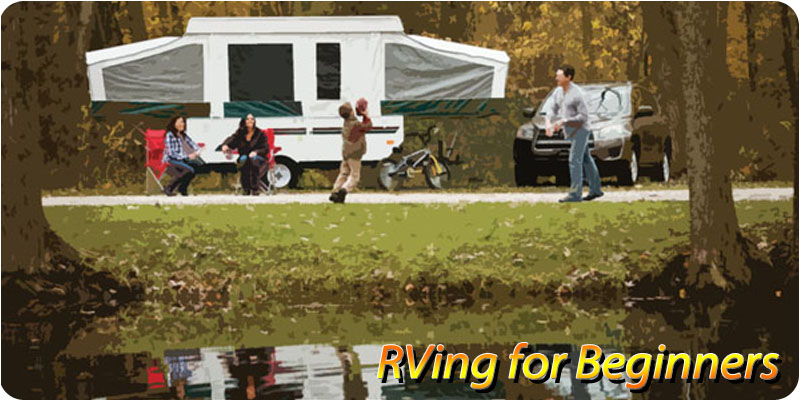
top-left (163, 116), bottom-right (201, 196)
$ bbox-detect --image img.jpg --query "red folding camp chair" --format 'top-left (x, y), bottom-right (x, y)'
top-left (144, 129), bottom-right (168, 192)
top-left (140, 127), bottom-right (206, 194)
top-left (262, 128), bottom-right (283, 194)
top-left (147, 359), bottom-right (167, 390)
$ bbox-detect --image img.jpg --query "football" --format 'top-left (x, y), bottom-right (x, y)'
top-left (356, 98), bottom-right (368, 116)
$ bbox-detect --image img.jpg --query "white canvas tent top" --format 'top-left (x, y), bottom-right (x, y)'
top-left (86, 15), bottom-right (509, 118)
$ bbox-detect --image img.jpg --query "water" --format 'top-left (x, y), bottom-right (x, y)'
top-left (49, 343), bottom-right (637, 399)
top-left (5, 285), bottom-right (796, 400)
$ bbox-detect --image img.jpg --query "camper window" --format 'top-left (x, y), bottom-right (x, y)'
top-left (102, 44), bottom-right (204, 102)
top-left (228, 44), bottom-right (294, 101)
top-left (316, 43), bottom-right (341, 100)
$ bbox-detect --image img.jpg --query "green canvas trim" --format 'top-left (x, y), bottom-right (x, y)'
top-left (380, 99), bottom-right (502, 117)
top-left (224, 101), bottom-right (303, 118)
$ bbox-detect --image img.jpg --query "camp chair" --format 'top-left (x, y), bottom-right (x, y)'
top-left (142, 128), bottom-right (169, 193)
top-left (217, 128), bottom-right (280, 195)
top-left (147, 359), bottom-right (167, 390)
top-left (139, 126), bottom-right (206, 194)
top-left (260, 128), bottom-right (283, 195)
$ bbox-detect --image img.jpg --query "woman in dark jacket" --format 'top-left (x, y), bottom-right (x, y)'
top-left (221, 114), bottom-right (269, 195)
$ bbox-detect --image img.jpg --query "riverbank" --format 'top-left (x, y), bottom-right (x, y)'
top-left (45, 201), bottom-right (792, 309)
top-left (14, 200), bottom-right (797, 398)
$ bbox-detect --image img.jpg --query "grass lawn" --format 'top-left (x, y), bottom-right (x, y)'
top-left (45, 201), bottom-right (792, 354)
top-left (46, 201), bottom-right (792, 299)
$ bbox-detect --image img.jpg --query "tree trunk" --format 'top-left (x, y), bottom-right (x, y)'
top-left (1, 2), bottom-right (93, 274)
top-left (744, 3), bottom-right (758, 92)
top-left (779, 4), bottom-right (798, 265)
top-left (676, 2), bottom-right (749, 290)
top-left (625, 3), bottom-right (642, 82)
top-left (642, 3), bottom-right (687, 175)
top-left (170, 2), bottom-right (184, 35)
top-left (124, 1), bottom-right (148, 41)
top-left (581, 2), bottom-right (597, 81)
top-left (438, 2), bottom-right (472, 42)
top-left (90, 2), bottom-right (123, 51)
top-left (250, 2), bottom-right (261, 16)
top-left (157, 1), bottom-right (170, 36)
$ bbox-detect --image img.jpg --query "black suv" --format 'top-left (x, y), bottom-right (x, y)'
top-left (513, 82), bottom-right (672, 186)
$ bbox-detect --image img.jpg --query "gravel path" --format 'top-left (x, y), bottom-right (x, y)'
top-left (42, 188), bottom-right (793, 207)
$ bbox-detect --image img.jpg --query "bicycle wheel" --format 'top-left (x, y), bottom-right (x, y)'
top-left (424, 159), bottom-right (451, 190)
top-left (378, 159), bottom-right (402, 191)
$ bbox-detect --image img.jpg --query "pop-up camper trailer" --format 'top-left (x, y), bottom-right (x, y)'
top-left (86, 16), bottom-right (509, 187)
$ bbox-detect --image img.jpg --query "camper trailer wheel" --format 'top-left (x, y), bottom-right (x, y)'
top-left (270, 156), bottom-right (301, 189)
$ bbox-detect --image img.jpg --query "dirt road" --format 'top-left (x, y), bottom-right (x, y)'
top-left (42, 188), bottom-right (793, 207)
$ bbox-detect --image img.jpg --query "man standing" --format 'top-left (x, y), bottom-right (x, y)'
top-left (330, 101), bottom-right (372, 203)
top-left (545, 64), bottom-right (604, 202)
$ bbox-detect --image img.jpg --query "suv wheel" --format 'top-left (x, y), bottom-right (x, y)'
top-left (514, 161), bottom-right (538, 186)
top-left (555, 170), bottom-right (570, 186)
top-left (513, 138), bottom-right (537, 186)
top-left (652, 139), bottom-right (672, 183)
top-left (617, 150), bottom-right (639, 186)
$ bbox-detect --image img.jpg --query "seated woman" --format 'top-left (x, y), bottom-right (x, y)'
top-left (221, 114), bottom-right (269, 195)
top-left (163, 115), bottom-right (201, 196)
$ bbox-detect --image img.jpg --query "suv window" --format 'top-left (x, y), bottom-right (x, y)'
top-left (589, 86), bottom-right (627, 117)
top-left (537, 85), bottom-right (631, 118)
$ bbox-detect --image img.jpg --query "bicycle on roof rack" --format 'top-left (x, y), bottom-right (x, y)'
top-left (378, 125), bottom-right (462, 191)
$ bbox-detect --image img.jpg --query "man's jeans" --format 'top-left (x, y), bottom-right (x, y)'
top-left (566, 126), bottom-right (603, 199)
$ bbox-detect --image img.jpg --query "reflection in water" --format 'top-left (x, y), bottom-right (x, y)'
top-left (44, 343), bottom-right (634, 399)
top-left (8, 277), bottom-right (796, 400)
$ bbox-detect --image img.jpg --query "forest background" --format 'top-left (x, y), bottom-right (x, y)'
top-left (62, 1), bottom-right (797, 190)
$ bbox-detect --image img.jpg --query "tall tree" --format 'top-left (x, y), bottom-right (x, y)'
top-left (1, 2), bottom-right (94, 273)
top-left (620, 2), bottom-right (643, 81)
top-left (250, 2), bottom-right (261, 16)
top-left (744, 2), bottom-right (758, 92)
top-left (123, 1), bottom-right (149, 41)
top-left (169, 2), bottom-right (185, 35)
top-left (779, 3), bottom-right (798, 263)
top-left (641, 3), bottom-right (687, 175)
top-left (676, 2), bottom-right (749, 290)
top-left (437, 2), bottom-right (472, 42)
top-left (581, 2), bottom-right (598, 81)
top-left (157, 1), bottom-right (171, 35)
top-left (90, 2), bottom-right (123, 50)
